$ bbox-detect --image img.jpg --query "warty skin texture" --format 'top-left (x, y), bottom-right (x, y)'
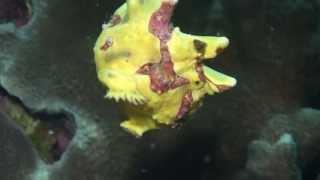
top-left (94, 0), bottom-right (236, 137)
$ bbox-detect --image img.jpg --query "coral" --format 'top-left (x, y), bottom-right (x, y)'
top-left (0, 113), bottom-right (37, 180)
top-left (234, 108), bottom-right (320, 180)
top-left (0, 0), bottom-right (31, 27)
top-left (0, 91), bottom-right (75, 163)
top-left (244, 134), bottom-right (301, 180)
top-left (94, 0), bottom-right (236, 136)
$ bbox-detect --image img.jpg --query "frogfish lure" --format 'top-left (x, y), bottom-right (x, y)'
top-left (94, 0), bottom-right (237, 137)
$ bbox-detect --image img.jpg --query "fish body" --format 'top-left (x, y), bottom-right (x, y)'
top-left (94, 0), bottom-right (236, 136)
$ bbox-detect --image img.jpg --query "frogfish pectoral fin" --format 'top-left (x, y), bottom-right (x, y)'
top-left (203, 65), bottom-right (237, 94)
top-left (120, 117), bottom-right (159, 137)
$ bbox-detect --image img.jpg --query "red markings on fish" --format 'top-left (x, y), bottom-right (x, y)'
top-left (138, 2), bottom-right (189, 94)
top-left (176, 91), bottom-right (193, 119)
top-left (137, 63), bottom-right (189, 94)
top-left (195, 63), bottom-right (206, 82)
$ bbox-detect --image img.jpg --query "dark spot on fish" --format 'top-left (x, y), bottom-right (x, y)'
top-left (109, 14), bottom-right (121, 27)
top-left (216, 47), bottom-right (224, 54)
top-left (193, 39), bottom-right (207, 55)
top-left (100, 37), bottom-right (113, 51)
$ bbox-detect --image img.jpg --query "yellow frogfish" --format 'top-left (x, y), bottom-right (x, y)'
top-left (94, 0), bottom-right (237, 137)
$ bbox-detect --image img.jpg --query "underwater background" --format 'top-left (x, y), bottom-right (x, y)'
top-left (0, 0), bottom-right (319, 180)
